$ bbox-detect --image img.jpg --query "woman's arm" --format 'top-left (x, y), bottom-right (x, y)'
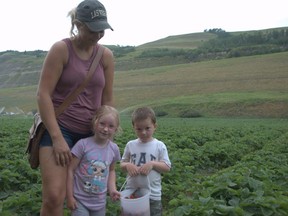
top-left (101, 47), bottom-right (115, 106)
top-left (37, 41), bottom-right (72, 166)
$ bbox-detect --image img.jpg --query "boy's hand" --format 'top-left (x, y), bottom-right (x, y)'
top-left (126, 163), bottom-right (140, 176)
top-left (139, 162), bottom-right (153, 175)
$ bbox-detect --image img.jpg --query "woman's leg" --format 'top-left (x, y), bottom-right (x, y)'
top-left (39, 146), bottom-right (67, 216)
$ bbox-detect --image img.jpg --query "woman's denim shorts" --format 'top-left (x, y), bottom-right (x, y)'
top-left (39, 125), bottom-right (92, 149)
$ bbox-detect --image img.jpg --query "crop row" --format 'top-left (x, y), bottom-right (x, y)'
top-left (0, 117), bottom-right (287, 215)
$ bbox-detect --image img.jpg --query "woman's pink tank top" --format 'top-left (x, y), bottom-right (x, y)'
top-left (52, 38), bottom-right (105, 134)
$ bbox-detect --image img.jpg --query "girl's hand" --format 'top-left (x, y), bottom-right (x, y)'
top-left (66, 196), bottom-right (78, 210)
top-left (109, 190), bottom-right (121, 201)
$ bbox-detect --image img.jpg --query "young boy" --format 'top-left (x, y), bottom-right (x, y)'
top-left (120, 107), bottom-right (171, 216)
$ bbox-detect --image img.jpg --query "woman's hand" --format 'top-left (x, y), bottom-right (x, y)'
top-left (53, 138), bottom-right (72, 166)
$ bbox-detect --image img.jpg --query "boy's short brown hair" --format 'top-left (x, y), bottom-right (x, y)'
top-left (131, 107), bottom-right (156, 125)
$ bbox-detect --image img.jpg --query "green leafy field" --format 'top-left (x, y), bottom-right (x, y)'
top-left (1, 116), bottom-right (287, 215)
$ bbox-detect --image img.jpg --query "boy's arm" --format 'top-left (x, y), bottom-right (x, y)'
top-left (152, 160), bottom-right (171, 173)
top-left (120, 146), bottom-right (140, 176)
top-left (139, 161), bottom-right (170, 176)
top-left (120, 161), bottom-right (129, 172)
top-left (120, 161), bottom-right (140, 176)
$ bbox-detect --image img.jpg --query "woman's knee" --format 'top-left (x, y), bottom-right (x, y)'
top-left (42, 189), bottom-right (66, 208)
top-left (41, 165), bottom-right (67, 206)
top-left (40, 147), bottom-right (67, 209)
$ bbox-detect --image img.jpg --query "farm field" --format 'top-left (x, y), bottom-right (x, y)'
top-left (1, 28), bottom-right (288, 215)
top-left (1, 116), bottom-right (288, 215)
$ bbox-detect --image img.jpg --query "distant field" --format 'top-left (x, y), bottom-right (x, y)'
top-left (114, 51), bottom-right (288, 117)
top-left (137, 32), bottom-right (216, 50)
top-left (1, 51), bottom-right (288, 117)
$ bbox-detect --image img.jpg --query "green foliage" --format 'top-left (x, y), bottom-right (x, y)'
top-left (105, 45), bottom-right (135, 58)
top-left (154, 109), bottom-right (168, 117)
top-left (228, 44), bottom-right (283, 57)
top-left (135, 28), bottom-right (288, 64)
top-left (178, 110), bottom-right (202, 118)
top-left (138, 48), bottom-right (187, 58)
top-left (199, 28), bottom-right (288, 59)
top-left (1, 116), bottom-right (288, 215)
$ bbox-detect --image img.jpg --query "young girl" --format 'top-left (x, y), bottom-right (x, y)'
top-left (67, 105), bottom-right (121, 216)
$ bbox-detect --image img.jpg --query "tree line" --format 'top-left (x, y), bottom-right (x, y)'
top-left (138, 28), bottom-right (288, 61)
top-left (1, 28), bottom-right (287, 65)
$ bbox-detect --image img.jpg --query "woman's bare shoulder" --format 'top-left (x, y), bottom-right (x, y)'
top-left (45, 40), bottom-right (69, 64)
top-left (49, 40), bottom-right (68, 54)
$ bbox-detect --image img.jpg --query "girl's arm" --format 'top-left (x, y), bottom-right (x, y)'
top-left (108, 162), bottom-right (120, 201)
top-left (66, 155), bottom-right (80, 210)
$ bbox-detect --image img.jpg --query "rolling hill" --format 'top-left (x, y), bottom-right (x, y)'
top-left (0, 27), bottom-right (288, 117)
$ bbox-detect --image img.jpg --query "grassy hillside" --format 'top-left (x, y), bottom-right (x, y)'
top-left (97, 32), bottom-right (217, 71)
top-left (0, 51), bottom-right (44, 88)
top-left (1, 27), bottom-right (287, 117)
top-left (2, 27), bottom-right (287, 87)
top-left (137, 32), bottom-right (216, 50)
top-left (0, 32), bottom-right (215, 88)
top-left (1, 51), bottom-right (288, 118)
top-left (114, 51), bottom-right (288, 118)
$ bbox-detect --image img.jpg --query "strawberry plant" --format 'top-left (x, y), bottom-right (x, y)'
top-left (1, 116), bottom-right (288, 215)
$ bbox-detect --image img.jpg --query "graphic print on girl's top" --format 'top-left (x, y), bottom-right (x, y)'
top-left (84, 159), bottom-right (108, 193)
top-left (75, 144), bottom-right (114, 194)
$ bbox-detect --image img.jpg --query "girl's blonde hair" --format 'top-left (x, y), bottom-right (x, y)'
top-left (92, 105), bottom-right (122, 135)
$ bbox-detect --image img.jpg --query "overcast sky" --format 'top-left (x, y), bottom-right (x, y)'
top-left (0, 0), bottom-right (287, 52)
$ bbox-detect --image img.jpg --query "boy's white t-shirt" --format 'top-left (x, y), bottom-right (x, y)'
top-left (121, 138), bottom-right (171, 200)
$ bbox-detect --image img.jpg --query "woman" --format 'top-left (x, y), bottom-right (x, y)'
top-left (37, 0), bottom-right (114, 215)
